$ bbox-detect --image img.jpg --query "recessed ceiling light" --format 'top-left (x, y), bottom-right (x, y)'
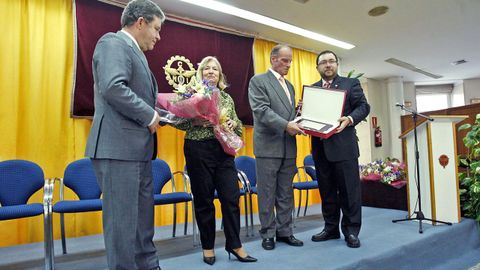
top-left (368, 6), bottom-right (389, 17)
top-left (179, 0), bottom-right (355, 50)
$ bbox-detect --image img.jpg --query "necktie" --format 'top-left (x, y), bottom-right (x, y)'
top-left (279, 77), bottom-right (292, 104)
top-left (323, 81), bottom-right (331, 88)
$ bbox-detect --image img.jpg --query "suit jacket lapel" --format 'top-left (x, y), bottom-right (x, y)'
top-left (331, 76), bottom-right (342, 89)
top-left (267, 71), bottom-right (293, 111)
top-left (117, 31), bottom-right (154, 89)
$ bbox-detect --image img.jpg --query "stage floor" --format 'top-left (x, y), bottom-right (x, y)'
top-left (1, 205), bottom-right (479, 270)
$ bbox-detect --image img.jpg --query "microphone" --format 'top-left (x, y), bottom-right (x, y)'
top-left (395, 103), bottom-right (404, 107)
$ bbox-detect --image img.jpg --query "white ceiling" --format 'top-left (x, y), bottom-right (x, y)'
top-left (114, 0), bottom-right (480, 84)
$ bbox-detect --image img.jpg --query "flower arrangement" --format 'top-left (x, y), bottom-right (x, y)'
top-left (157, 77), bottom-right (219, 124)
top-left (174, 77), bottom-right (215, 99)
top-left (360, 157), bottom-right (407, 188)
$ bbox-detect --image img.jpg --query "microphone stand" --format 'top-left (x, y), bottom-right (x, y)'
top-left (392, 104), bottom-right (452, 233)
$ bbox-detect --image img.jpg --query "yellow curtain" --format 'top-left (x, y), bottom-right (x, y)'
top-left (0, 0), bottom-right (81, 246)
top-left (0, 1), bottom-right (321, 246)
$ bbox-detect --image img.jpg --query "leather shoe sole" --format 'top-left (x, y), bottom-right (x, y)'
top-left (262, 238), bottom-right (275, 250)
top-left (311, 231), bottom-right (340, 242)
top-left (345, 234), bottom-right (361, 248)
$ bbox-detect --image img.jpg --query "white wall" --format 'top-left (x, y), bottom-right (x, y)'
top-left (403, 82), bottom-right (416, 110)
top-left (451, 82), bottom-right (465, 107)
top-left (365, 78), bottom-right (391, 161)
top-left (360, 78), bottom-right (478, 165)
top-left (357, 81), bottom-right (372, 165)
top-left (386, 77), bottom-right (404, 159)
top-left (463, 78), bottom-right (480, 104)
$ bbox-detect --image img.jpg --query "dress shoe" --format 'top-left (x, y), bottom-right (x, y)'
top-left (262, 238), bottom-right (275, 250)
top-left (225, 247), bottom-right (258, 263)
top-left (311, 230), bottom-right (340, 242)
top-left (203, 255), bottom-right (216, 265)
top-left (345, 234), bottom-right (361, 248)
top-left (276, 235), bottom-right (304, 246)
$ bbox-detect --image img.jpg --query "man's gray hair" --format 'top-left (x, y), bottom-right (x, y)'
top-left (270, 44), bottom-right (291, 59)
top-left (269, 44), bottom-right (291, 65)
top-left (121, 0), bottom-right (166, 28)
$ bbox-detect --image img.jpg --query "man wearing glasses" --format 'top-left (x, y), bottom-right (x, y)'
top-left (310, 50), bottom-right (370, 248)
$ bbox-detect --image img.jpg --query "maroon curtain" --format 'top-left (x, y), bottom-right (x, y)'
top-left (73, 0), bottom-right (254, 125)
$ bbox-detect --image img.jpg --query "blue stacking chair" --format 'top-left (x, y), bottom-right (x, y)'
top-left (52, 158), bottom-right (102, 255)
top-left (0, 160), bottom-right (54, 270)
top-left (152, 159), bottom-right (195, 242)
top-left (293, 155), bottom-right (318, 217)
top-left (234, 156), bottom-right (257, 236)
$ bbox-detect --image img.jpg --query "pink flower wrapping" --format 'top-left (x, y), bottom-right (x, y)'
top-left (213, 125), bottom-right (244, 156)
top-left (156, 84), bottom-right (243, 156)
top-left (156, 91), bottom-right (219, 124)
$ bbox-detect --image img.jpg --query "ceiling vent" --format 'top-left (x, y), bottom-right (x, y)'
top-left (368, 6), bottom-right (389, 17)
top-left (451, 59), bottom-right (468, 66)
top-left (385, 58), bottom-right (443, 79)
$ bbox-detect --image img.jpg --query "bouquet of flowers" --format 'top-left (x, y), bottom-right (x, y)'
top-left (156, 77), bottom-right (243, 156)
top-left (359, 157), bottom-right (407, 188)
top-left (156, 77), bottom-right (219, 123)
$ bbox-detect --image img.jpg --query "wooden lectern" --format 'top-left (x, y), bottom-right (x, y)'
top-left (400, 115), bottom-right (468, 224)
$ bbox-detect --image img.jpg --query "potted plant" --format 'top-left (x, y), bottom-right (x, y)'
top-left (458, 113), bottom-right (480, 222)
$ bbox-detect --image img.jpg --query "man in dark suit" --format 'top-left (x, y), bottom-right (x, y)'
top-left (85, 0), bottom-right (165, 269)
top-left (310, 50), bottom-right (370, 248)
top-left (248, 44), bottom-right (305, 251)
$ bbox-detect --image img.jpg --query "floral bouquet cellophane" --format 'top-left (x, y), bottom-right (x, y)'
top-left (156, 77), bottom-right (243, 156)
top-left (359, 157), bottom-right (407, 188)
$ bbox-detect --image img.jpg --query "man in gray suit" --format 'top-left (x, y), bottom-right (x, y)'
top-left (248, 44), bottom-right (305, 251)
top-left (85, 0), bottom-right (165, 269)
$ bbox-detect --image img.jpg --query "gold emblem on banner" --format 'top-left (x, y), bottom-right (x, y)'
top-left (163, 55), bottom-right (196, 89)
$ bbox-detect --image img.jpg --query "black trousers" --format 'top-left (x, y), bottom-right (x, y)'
top-left (312, 139), bottom-right (362, 237)
top-left (184, 139), bottom-right (241, 250)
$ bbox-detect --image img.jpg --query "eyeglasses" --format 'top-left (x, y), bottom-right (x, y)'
top-left (318, 59), bottom-right (337, 66)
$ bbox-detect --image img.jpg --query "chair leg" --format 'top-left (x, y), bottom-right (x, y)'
top-left (60, 213), bottom-right (67, 254)
top-left (249, 194), bottom-right (254, 237)
top-left (296, 190), bottom-right (302, 218)
top-left (192, 202), bottom-right (199, 247)
top-left (184, 202), bottom-right (188, 236)
top-left (43, 207), bottom-right (54, 269)
top-left (243, 195), bottom-right (249, 237)
top-left (303, 191), bottom-right (309, 216)
top-left (172, 203), bottom-right (177, 237)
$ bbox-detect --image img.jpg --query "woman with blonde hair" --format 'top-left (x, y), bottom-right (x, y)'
top-left (172, 56), bottom-right (256, 265)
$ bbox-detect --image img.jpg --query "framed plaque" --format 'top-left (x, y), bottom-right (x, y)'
top-left (294, 86), bottom-right (346, 139)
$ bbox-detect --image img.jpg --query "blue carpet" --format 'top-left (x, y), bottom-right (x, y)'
top-left (159, 207), bottom-right (480, 270)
